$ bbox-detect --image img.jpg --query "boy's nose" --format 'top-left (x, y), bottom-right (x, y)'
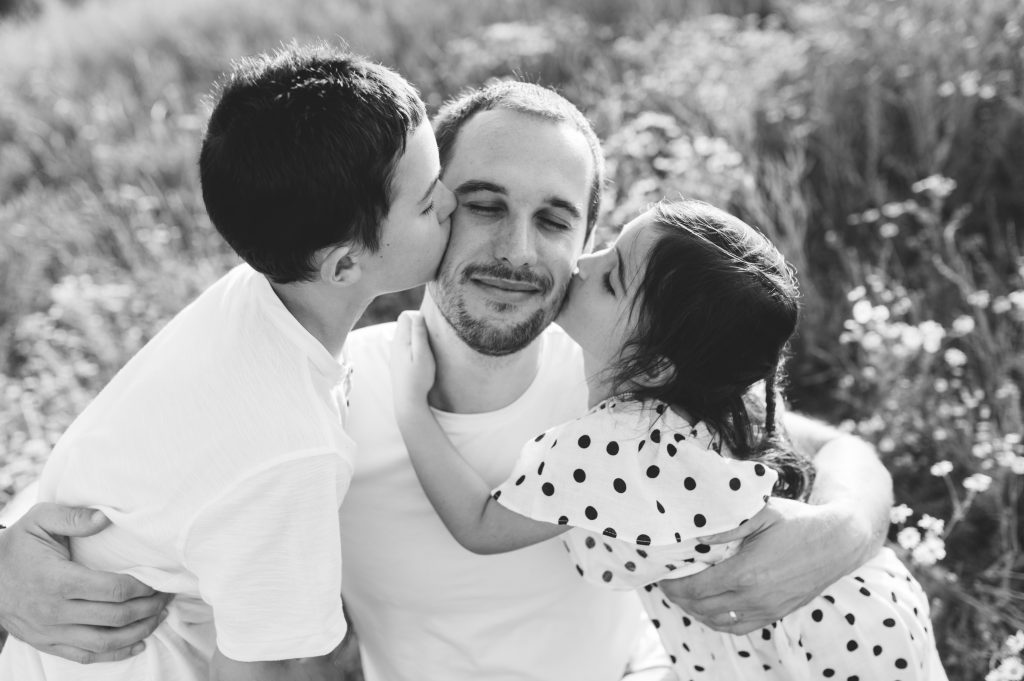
top-left (436, 181), bottom-right (457, 223)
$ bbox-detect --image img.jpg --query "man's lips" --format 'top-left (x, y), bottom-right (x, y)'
top-left (471, 276), bottom-right (543, 293)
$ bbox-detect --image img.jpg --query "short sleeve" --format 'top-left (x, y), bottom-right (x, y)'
top-left (493, 399), bottom-right (777, 547)
top-left (182, 450), bottom-right (349, 662)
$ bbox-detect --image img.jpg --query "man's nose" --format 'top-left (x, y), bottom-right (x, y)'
top-left (494, 214), bottom-right (537, 269)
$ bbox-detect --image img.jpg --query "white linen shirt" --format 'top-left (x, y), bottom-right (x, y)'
top-left (0, 264), bottom-right (353, 681)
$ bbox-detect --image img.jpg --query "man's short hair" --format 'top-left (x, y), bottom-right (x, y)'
top-left (433, 81), bottom-right (604, 241)
top-left (200, 43), bottom-right (425, 283)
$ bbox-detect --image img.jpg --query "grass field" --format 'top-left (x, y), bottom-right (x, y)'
top-left (1, 0), bottom-right (1022, 678)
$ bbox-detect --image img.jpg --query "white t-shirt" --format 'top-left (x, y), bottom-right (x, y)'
top-left (340, 322), bottom-right (646, 681)
top-left (0, 265), bottom-right (353, 681)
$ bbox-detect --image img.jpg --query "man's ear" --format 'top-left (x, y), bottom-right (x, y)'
top-left (320, 244), bottom-right (362, 286)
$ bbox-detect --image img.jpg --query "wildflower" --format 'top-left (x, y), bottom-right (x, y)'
top-left (967, 290), bottom-right (991, 308)
top-left (944, 348), bottom-right (968, 368)
top-left (919, 321), bottom-right (945, 353)
top-left (879, 222), bottom-right (899, 238)
top-left (889, 504), bottom-right (913, 524)
top-left (934, 428), bottom-right (949, 442)
top-left (1007, 631), bottom-right (1024, 655)
top-left (847, 286), bottom-right (866, 303)
top-left (917, 514), bottom-right (945, 534)
top-left (897, 527), bottom-right (921, 550)
top-left (911, 535), bottom-right (946, 566)
top-left (878, 437), bottom-right (895, 453)
top-left (973, 442), bottom-right (993, 458)
top-left (952, 315), bottom-right (975, 335)
top-left (979, 84), bottom-right (997, 100)
top-left (911, 175), bottom-right (957, 198)
top-left (930, 461), bottom-right (953, 477)
top-left (987, 656), bottom-right (1024, 681)
top-left (937, 81), bottom-right (956, 97)
top-left (993, 297), bottom-right (1012, 314)
top-left (852, 299), bottom-right (873, 324)
top-left (861, 331), bottom-right (882, 351)
top-left (934, 378), bottom-right (949, 393)
top-left (963, 473), bottom-right (992, 493)
top-left (861, 208), bottom-right (880, 223)
top-left (1010, 291), bottom-right (1024, 310)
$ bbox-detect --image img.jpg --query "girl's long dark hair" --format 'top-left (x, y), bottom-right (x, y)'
top-left (608, 199), bottom-right (814, 499)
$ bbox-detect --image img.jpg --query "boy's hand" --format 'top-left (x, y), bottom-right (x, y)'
top-left (0, 503), bottom-right (171, 663)
top-left (390, 311), bottom-right (437, 415)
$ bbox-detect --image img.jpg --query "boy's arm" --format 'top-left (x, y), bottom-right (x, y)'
top-left (391, 311), bottom-right (568, 555)
top-left (210, 643), bottom-right (346, 681)
top-left (658, 411), bottom-right (893, 634)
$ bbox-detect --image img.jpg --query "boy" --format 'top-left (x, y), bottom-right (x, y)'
top-left (0, 43), bottom-right (453, 680)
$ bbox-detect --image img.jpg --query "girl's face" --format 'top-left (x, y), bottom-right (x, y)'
top-left (556, 210), bottom-right (659, 371)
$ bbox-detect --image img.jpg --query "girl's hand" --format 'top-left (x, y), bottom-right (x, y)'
top-left (390, 310), bottom-right (437, 416)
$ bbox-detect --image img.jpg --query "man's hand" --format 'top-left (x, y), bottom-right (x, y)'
top-left (658, 497), bottom-right (874, 634)
top-left (0, 503), bottom-right (171, 663)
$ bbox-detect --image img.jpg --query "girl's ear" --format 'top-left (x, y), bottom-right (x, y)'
top-left (319, 244), bottom-right (362, 286)
top-left (634, 357), bottom-right (673, 389)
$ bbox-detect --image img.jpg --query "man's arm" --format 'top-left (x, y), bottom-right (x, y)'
top-left (0, 503), bottom-right (171, 663)
top-left (658, 411), bottom-right (893, 634)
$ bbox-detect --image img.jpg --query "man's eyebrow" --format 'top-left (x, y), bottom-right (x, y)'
top-left (454, 180), bottom-right (506, 196)
top-left (419, 174), bottom-right (440, 204)
top-left (546, 197), bottom-right (582, 220)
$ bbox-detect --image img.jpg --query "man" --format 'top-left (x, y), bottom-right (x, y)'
top-left (0, 81), bottom-right (892, 679)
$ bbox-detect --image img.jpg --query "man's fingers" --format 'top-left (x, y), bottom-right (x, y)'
top-left (45, 640), bottom-right (147, 665)
top-left (62, 593), bottom-right (170, 627)
top-left (55, 609), bottom-right (167, 656)
top-left (61, 567), bottom-right (159, 603)
top-left (29, 503), bottom-right (109, 539)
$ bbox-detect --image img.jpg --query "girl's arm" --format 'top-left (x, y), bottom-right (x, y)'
top-left (390, 312), bottom-right (569, 555)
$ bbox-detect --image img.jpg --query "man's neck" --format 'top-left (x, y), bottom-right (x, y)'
top-left (270, 280), bottom-right (371, 360)
top-left (420, 294), bottom-right (543, 414)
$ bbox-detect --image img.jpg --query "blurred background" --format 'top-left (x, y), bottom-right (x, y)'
top-left (0, 0), bottom-right (1022, 677)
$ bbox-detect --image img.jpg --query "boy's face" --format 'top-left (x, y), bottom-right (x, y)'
top-left (428, 109), bottom-right (592, 356)
top-left (365, 120), bottom-right (455, 294)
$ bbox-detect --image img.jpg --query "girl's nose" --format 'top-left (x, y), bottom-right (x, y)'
top-left (573, 253), bottom-right (598, 280)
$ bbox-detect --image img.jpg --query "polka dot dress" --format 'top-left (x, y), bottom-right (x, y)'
top-left (493, 398), bottom-right (948, 681)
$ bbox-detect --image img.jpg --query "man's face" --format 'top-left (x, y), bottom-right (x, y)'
top-left (428, 109), bottom-right (593, 356)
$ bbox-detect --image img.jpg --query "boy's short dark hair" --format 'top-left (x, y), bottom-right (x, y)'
top-left (433, 81), bottom-right (604, 242)
top-left (200, 43), bottom-right (425, 283)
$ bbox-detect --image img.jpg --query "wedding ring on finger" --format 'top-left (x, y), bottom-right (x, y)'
top-left (728, 610), bottom-right (740, 624)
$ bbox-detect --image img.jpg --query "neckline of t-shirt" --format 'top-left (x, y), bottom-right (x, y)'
top-left (246, 266), bottom-right (348, 385)
top-left (430, 330), bottom-right (557, 429)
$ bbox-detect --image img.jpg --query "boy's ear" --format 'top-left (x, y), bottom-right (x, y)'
top-left (319, 243), bottom-right (362, 286)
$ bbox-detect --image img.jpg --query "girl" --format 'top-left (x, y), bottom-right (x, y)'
top-left (391, 198), bottom-right (947, 680)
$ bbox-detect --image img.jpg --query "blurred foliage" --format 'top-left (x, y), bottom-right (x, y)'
top-left (1, 0), bottom-right (1023, 678)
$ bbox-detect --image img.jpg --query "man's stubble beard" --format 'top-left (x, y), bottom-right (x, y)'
top-left (428, 264), bottom-right (571, 357)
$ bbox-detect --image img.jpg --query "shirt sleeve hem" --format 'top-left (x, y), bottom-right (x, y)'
top-left (216, 611), bottom-right (347, 663)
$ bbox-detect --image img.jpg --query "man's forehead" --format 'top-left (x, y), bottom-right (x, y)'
top-left (442, 109), bottom-right (592, 202)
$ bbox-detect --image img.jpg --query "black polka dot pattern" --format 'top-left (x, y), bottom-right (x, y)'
top-left (487, 398), bottom-right (943, 681)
